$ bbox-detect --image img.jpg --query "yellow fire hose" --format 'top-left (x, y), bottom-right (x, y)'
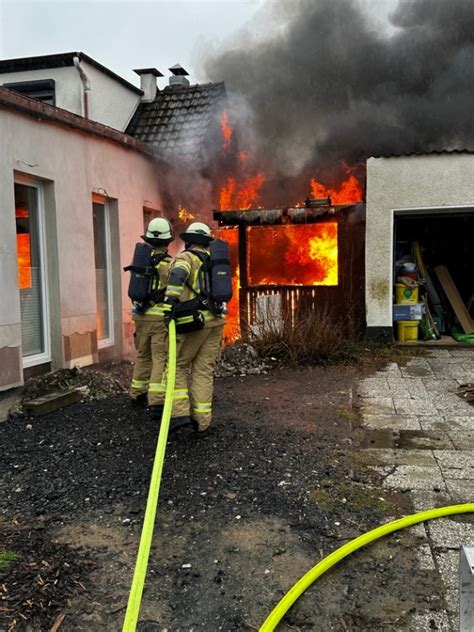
top-left (122, 320), bottom-right (177, 632)
top-left (259, 503), bottom-right (474, 631)
top-left (122, 321), bottom-right (474, 630)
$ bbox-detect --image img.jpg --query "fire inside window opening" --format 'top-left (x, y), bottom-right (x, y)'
top-left (216, 222), bottom-right (340, 343)
top-left (247, 223), bottom-right (338, 287)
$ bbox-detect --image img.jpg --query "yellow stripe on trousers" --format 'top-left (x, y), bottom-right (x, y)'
top-left (122, 320), bottom-right (177, 632)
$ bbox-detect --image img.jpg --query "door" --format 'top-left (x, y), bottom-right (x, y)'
top-left (92, 198), bottom-right (114, 347)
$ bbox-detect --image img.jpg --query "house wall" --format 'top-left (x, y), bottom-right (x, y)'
top-left (0, 63), bottom-right (140, 131)
top-left (366, 154), bottom-right (474, 338)
top-left (0, 107), bottom-right (163, 390)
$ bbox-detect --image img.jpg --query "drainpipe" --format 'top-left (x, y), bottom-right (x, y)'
top-left (73, 55), bottom-right (91, 119)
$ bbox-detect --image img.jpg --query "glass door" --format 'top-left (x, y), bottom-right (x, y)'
top-left (14, 180), bottom-right (50, 367)
top-left (92, 199), bottom-right (114, 347)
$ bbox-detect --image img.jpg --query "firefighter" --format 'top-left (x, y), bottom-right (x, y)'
top-left (129, 217), bottom-right (173, 420)
top-left (163, 222), bottom-right (225, 434)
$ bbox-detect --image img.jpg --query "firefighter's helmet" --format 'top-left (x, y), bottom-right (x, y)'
top-left (143, 217), bottom-right (173, 244)
top-left (180, 221), bottom-right (212, 246)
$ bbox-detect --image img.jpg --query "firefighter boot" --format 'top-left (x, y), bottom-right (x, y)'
top-left (131, 393), bottom-right (148, 408)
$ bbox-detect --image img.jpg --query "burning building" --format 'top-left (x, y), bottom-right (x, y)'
top-left (215, 200), bottom-right (365, 343)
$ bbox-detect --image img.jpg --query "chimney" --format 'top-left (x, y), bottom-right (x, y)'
top-left (133, 67), bottom-right (163, 102)
top-left (169, 64), bottom-right (190, 89)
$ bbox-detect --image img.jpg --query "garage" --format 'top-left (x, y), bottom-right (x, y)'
top-left (366, 151), bottom-right (474, 344)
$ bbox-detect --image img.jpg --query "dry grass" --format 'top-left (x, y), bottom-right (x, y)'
top-left (245, 304), bottom-right (360, 365)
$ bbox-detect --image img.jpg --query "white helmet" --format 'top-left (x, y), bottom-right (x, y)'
top-left (144, 217), bottom-right (173, 244)
top-left (180, 221), bottom-right (212, 246)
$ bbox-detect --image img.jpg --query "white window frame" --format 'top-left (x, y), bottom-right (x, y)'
top-left (93, 197), bottom-right (115, 349)
top-left (15, 174), bottom-right (51, 368)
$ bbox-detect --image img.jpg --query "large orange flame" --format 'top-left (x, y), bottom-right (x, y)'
top-left (310, 164), bottom-right (363, 204)
top-left (220, 110), bottom-right (232, 153)
top-left (219, 173), bottom-right (265, 210)
top-left (215, 227), bottom-right (240, 342)
top-left (248, 223), bottom-right (338, 286)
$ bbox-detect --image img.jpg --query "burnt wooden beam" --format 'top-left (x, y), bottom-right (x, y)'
top-left (213, 204), bottom-right (359, 227)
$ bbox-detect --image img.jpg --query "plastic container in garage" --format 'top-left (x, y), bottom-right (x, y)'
top-left (395, 283), bottom-right (419, 304)
top-left (393, 303), bottom-right (424, 321)
top-left (397, 320), bottom-right (419, 343)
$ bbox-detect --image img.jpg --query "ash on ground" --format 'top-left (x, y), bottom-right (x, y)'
top-left (9, 367), bottom-right (125, 418)
top-left (215, 343), bottom-right (273, 377)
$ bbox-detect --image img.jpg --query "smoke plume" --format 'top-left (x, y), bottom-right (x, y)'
top-left (204, 0), bottom-right (474, 196)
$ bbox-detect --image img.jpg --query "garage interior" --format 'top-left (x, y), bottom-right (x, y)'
top-left (393, 208), bottom-right (474, 345)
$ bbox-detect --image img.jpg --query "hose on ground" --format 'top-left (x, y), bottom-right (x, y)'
top-left (259, 502), bottom-right (474, 631)
top-left (122, 320), bottom-right (177, 632)
top-left (121, 321), bottom-right (474, 630)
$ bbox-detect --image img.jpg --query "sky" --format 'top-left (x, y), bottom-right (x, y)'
top-left (0, 0), bottom-right (267, 87)
top-left (0, 0), bottom-right (397, 88)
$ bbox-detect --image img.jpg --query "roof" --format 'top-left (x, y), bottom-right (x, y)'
top-left (0, 52), bottom-right (143, 96)
top-left (0, 86), bottom-right (154, 156)
top-left (126, 81), bottom-right (227, 161)
top-left (372, 149), bottom-right (474, 158)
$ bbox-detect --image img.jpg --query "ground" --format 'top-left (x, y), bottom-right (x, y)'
top-left (0, 349), bottom-right (473, 631)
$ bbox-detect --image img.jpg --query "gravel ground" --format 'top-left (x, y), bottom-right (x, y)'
top-left (0, 362), bottom-right (447, 631)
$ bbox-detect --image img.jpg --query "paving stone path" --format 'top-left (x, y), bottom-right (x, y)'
top-left (358, 348), bottom-right (474, 631)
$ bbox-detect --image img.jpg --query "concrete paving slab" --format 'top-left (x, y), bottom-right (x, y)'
top-left (410, 491), bottom-right (453, 513)
top-left (430, 520), bottom-right (474, 550)
top-left (447, 434), bottom-right (474, 450)
top-left (358, 377), bottom-right (389, 395)
top-left (445, 479), bottom-right (474, 502)
top-left (383, 464), bottom-right (447, 492)
top-left (393, 397), bottom-right (438, 416)
top-left (361, 414), bottom-right (422, 430)
top-left (404, 610), bottom-right (452, 632)
top-left (433, 451), bottom-right (474, 479)
top-left (434, 550), bottom-right (461, 630)
top-left (360, 397), bottom-right (396, 415)
top-left (422, 378), bottom-right (460, 393)
top-left (364, 448), bottom-right (439, 467)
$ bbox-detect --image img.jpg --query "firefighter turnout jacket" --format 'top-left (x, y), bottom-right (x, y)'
top-left (164, 245), bottom-right (225, 430)
top-left (130, 245), bottom-right (172, 405)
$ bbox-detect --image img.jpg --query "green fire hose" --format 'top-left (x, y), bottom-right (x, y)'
top-left (122, 320), bottom-right (474, 630)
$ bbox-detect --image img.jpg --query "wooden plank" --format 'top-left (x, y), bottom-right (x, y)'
top-left (434, 265), bottom-right (474, 334)
top-left (23, 389), bottom-right (82, 417)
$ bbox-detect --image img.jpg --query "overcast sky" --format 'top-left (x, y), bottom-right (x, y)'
top-left (0, 0), bottom-right (267, 87)
top-left (0, 0), bottom-right (396, 88)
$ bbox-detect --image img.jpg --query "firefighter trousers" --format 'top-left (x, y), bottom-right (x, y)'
top-left (171, 323), bottom-right (224, 430)
top-left (130, 316), bottom-right (167, 406)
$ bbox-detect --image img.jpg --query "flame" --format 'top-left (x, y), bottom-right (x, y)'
top-left (178, 205), bottom-right (196, 223)
top-left (17, 233), bottom-right (32, 289)
top-left (215, 227), bottom-right (240, 343)
top-left (248, 223), bottom-right (338, 286)
top-left (220, 110), bottom-right (232, 153)
top-left (310, 165), bottom-right (363, 204)
top-left (219, 173), bottom-right (265, 210)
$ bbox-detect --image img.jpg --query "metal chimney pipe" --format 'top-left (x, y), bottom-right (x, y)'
top-left (73, 55), bottom-right (91, 119)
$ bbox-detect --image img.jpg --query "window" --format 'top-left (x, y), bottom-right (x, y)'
top-left (92, 199), bottom-right (114, 347)
top-left (247, 223), bottom-right (338, 286)
top-left (4, 79), bottom-right (56, 105)
top-left (14, 179), bottom-right (50, 366)
top-left (143, 207), bottom-right (161, 233)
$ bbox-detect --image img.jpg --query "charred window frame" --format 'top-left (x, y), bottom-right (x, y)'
top-left (4, 79), bottom-right (56, 105)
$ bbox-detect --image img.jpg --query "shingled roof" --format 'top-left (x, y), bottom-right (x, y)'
top-left (126, 81), bottom-right (227, 162)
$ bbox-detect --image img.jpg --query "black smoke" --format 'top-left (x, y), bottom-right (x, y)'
top-left (204, 0), bottom-right (474, 200)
